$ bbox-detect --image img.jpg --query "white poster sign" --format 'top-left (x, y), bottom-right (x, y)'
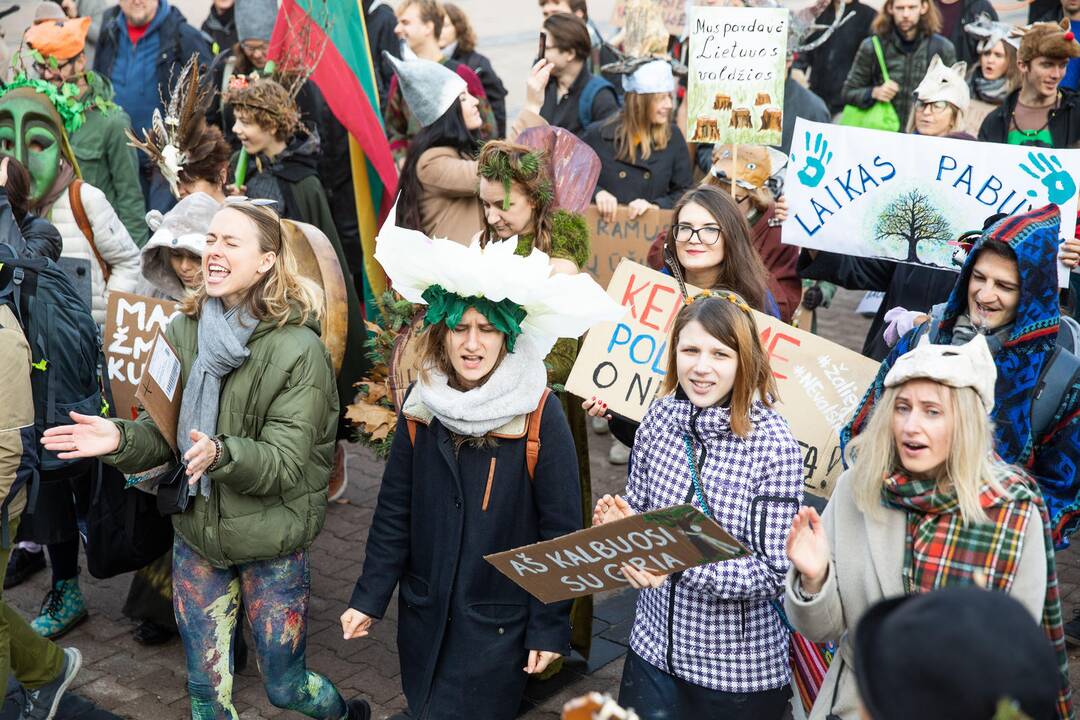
top-left (783, 119), bottom-right (1077, 287)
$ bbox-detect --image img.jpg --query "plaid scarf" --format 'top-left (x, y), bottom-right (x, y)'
top-left (882, 471), bottom-right (1073, 720)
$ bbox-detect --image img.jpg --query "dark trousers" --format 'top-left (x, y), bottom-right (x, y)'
top-left (618, 649), bottom-right (791, 720)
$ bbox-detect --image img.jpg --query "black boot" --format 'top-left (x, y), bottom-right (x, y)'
top-left (233, 622), bottom-right (248, 673)
top-left (133, 620), bottom-right (176, 646)
top-left (5, 547), bottom-right (45, 589)
top-left (346, 699), bottom-right (371, 720)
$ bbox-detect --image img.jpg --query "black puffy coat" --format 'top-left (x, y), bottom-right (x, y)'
top-left (582, 117), bottom-right (693, 208)
top-left (349, 390), bottom-right (581, 719)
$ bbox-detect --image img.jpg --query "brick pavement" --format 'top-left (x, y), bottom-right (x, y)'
top-left (5, 289), bottom-right (1080, 718)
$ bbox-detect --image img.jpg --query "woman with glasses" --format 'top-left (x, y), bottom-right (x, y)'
top-left (584, 185), bottom-right (780, 449)
top-left (907, 55), bottom-right (975, 139)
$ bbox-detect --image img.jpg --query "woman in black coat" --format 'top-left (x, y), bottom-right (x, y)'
top-left (583, 60), bottom-right (693, 221)
top-left (341, 226), bottom-right (620, 719)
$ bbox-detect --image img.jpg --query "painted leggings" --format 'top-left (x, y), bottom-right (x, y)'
top-left (173, 537), bottom-right (347, 720)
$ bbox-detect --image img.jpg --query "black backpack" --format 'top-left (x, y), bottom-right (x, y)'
top-left (0, 244), bottom-right (103, 472)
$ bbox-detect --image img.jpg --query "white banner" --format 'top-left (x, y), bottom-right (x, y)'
top-left (783, 119), bottom-right (1077, 286)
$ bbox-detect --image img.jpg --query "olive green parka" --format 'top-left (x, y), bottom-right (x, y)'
top-left (105, 305), bottom-right (338, 567)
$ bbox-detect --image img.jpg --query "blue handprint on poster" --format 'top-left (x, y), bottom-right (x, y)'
top-left (792, 131), bottom-right (833, 188)
top-left (1019, 151), bottom-right (1077, 206)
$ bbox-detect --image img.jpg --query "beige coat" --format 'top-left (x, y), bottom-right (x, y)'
top-left (416, 109), bottom-right (547, 244)
top-left (784, 468), bottom-right (1047, 720)
top-left (963, 98), bottom-right (999, 137)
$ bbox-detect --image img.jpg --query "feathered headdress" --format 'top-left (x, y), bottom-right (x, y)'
top-left (374, 225), bottom-right (624, 356)
top-left (126, 55), bottom-right (212, 198)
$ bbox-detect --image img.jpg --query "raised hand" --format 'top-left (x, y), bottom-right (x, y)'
top-left (524, 59), bottom-right (553, 114)
top-left (40, 411), bottom-right (121, 459)
top-left (785, 507), bottom-right (830, 594)
top-left (592, 494), bottom-right (634, 527)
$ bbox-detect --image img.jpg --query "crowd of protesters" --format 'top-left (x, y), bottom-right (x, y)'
top-left (0, 0), bottom-right (1080, 718)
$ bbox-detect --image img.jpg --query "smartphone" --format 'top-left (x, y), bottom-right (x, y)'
top-left (537, 32), bottom-right (547, 62)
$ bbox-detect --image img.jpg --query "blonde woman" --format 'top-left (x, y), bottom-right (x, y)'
top-left (42, 202), bottom-right (371, 720)
top-left (784, 335), bottom-right (1071, 720)
top-left (583, 60), bottom-right (693, 222)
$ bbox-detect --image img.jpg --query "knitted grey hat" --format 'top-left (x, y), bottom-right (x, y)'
top-left (140, 192), bottom-right (221, 299)
top-left (236, 0), bottom-right (278, 42)
top-left (384, 51), bottom-right (467, 127)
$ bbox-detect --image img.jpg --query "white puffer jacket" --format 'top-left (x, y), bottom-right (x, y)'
top-left (47, 182), bottom-right (142, 324)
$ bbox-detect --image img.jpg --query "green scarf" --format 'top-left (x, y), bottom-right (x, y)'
top-left (882, 471), bottom-right (1073, 719)
top-left (421, 284), bottom-right (527, 351)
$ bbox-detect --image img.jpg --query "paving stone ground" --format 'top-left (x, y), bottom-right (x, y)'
top-left (5, 289), bottom-right (1080, 718)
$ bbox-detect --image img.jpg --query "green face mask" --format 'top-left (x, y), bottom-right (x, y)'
top-left (0, 90), bottom-right (68, 203)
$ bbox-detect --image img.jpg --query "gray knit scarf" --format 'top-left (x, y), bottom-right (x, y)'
top-left (177, 298), bottom-right (257, 497)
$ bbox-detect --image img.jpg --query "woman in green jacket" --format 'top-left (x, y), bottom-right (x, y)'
top-left (41, 201), bottom-right (370, 720)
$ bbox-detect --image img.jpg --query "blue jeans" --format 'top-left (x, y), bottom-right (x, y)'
top-left (173, 537), bottom-right (347, 720)
top-left (618, 649), bottom-right (790, 720)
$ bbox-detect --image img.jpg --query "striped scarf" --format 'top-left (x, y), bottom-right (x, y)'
top-left (882, 471), bottom-right (1073, 720)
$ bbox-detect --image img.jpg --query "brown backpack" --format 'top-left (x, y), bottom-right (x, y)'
top-left (68, 180), bottom-right (111, 283)
top-left (406, 387), bottom-right (550, 481)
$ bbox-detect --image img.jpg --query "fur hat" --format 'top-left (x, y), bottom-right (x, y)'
top-left (914, 55), bottom-right (971, 116)
top-left (140, 192), bottom-right (221, 299)
top-left (383, 52), bottom-right (467, 127)
top-left (1018, 19), bottom-right (1080, 63)
top-left (235, 0), bottom-right (279, 42)
top-left (884, 332), bottom-right (997, 411)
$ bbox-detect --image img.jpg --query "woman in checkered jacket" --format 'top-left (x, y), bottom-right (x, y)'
top-left (593, 292), bottom-right (804, 719)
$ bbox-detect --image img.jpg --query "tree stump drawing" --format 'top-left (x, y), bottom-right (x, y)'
top-left (729, 108), bottom-right (752, 128)
top-left (759, 107), bottom-right (782, 131)
top-left (755, 92), bottom-right (772, 105)
top-left (713, 94), bottom-right (732, 110)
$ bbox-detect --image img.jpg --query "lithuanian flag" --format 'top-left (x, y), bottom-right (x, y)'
top-left (269, 0), bottom-right (397, 314)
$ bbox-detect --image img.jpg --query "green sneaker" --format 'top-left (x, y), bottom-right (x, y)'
top-left (31, 579), bottom-right (88, 639)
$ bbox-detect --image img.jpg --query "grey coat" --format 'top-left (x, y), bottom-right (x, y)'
top-left (784, 469), bottom-right (1047, 719)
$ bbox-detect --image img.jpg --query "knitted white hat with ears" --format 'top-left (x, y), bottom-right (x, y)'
top-left (384, 51), bottom-right (467, 127)
top-left (623, 59), bottom-right (675, 94)
top-left (914, 55), bottom-right (971, 117)
top-left (884, 333), bottom-right (997, 411)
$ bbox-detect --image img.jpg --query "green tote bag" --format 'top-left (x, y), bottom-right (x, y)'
top-left (839, 36), bottom-right (901, 132)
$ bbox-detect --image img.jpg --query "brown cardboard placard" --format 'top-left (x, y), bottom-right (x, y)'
top-left (104, 292), bottom-right (180, 421)
top-left (582, 204), bottom-right (672, 290)
top-left (485, 505), bottom-right (746, 604)
top-left (134, 332), bottom-right (182, 452)
top-left (610, 0), bottom-right (685, 38)
top-left (565, 260), bottom-right (880, 497)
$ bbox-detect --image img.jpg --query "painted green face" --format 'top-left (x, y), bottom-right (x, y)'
top-left (0, 90), bottom-right (65, 203)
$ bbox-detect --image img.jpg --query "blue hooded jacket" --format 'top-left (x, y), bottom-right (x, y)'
top-left (842, 205), bottom-right (1080, 547)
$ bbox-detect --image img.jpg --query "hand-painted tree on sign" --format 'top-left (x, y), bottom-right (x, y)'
top-left (874, 190), bottom-right (952, 264)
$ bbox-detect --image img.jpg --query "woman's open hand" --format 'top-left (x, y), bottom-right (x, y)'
top-left (340, 609), bottom-right (374, 640)
top-left (40, 411), bottom-right (120, 459)
top-left (785, 507), bottom-right (830, 594)
top-left (592, 494), bottom-right (634, 527)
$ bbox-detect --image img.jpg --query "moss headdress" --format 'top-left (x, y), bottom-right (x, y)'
top-left (476, 142), bottom-right (554, 211)
top-left (0, 75), bottom-right (87, 135)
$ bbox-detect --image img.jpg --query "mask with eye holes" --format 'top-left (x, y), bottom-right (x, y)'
top-left (0, 86), bottom-right (80, 206)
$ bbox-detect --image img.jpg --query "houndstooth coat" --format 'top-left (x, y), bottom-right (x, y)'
top-left (624, 395), bottom-right (804, 693)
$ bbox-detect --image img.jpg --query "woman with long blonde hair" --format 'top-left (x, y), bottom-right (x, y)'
top-left (582, 60), bottom-right (693, 223)
top-left (784, 334), bottom-right (1071, 720)
top-left (42, 202), bottom-right (372, 720)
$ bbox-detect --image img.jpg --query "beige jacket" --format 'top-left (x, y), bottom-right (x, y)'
top-left (784, 468), bottom-right (1047, 720)
top-left (0, 305), bottom-right (33, 518)
top-left (416, 109), bottom-right (547, 244)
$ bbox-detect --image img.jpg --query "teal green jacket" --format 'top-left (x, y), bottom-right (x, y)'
top-left (105, 306), bottom-right (338, 567)
top-left (70, 76), bottom-right (147, 246)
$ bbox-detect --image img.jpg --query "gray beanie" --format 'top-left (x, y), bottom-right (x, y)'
top-left (235, 0), bottom-right (279, 42)
top-left (383, 51), bottom-right (467, 127)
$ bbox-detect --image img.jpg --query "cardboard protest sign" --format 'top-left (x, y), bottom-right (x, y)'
top-left (583, 204), bottom-right (673, 289)
top-left (784, 119), bottom-right (1078, 287)
top-left (104, 292), bottom-right (180, 421)
top-left (687, 6), bottom-right (788, 147)
top-left (486, 504), bottom-right (747, 603)
top-left (565, 260), bottom-right (879, 496)
top-left (134, 333), bottom-right (182, 451)
top-left (611, 0), bottom-right (685, 39)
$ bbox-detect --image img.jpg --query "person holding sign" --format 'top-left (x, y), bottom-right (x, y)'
top-left (41, 201), bottom-right (371, 720)
top-left (593, 292), bottom-right (803, 720)
top-left (583, 60), bottom-right (693, 223)
top-left (785, 334), bottom-right (1071, 720)
top-left (343, 224), bottom-right (622, 719)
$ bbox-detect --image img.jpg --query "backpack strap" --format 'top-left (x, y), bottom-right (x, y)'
top-left (68, 181), bottom-right (110, 284)
top-left (525, 388), bottom-right (551, 481)
top-left (1032, 344), bottom-right (1080, 440)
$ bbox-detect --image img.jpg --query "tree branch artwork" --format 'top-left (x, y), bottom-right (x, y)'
top-left (874, 190), bottom-right (952, 265)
